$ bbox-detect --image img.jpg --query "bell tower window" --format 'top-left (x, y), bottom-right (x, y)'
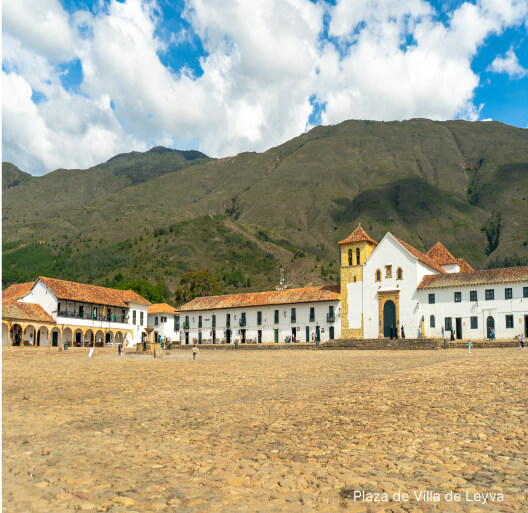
top-left (348, 249), bottom-right (353, 266)
top-left (356, 248), bottom-right (360, 265)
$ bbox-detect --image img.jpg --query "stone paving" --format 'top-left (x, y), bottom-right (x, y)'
top-left (3, 348), bottom-right (527, 512)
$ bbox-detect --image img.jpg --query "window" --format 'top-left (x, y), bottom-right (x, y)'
top-left (257, 311), bottom-right (262, 325)
top-left (133, 310), bottom-right (137, 324)
top-left (470, 291), bottom-right (477, 302)
top-left (385, 265), bottom-right (392, 278)
top-left (155, 316), bottom-right (159, 326)
top-left (291, 308), bottom-right (296, 323)
top-left (212, 315), bottom-right (216, 328)
top-left (397, 267), bottom-right (403, 280)
top-left (174, 315), bottom-right (180, 331)
top-left (471, 316), bottom-right (478, 329)
top-left (198, 316), bottom-right (202, 328)
top-left (430, 315), bottom-right (435, 328)
top-left (428, 294), bottom-right (435, 304)
top-left (445, 317), bottom-right (452, 331)
top-left (309, 307), bottom-right (315, 322)
top-left (140, 311), bottom-right (144, 325)
top-left (524, 287), bottom-right (528, 298)
top-left (356, 248), bottom-right (360, 265)
top-left (274, 310), bottom-right (279, 324)
top-left (485, 289), bottom-right (494, 300)
top-left (348, 249), bottom-right (353, 266)
top-left (240, 313), bottom-right (246, 326)
top-left (226, 314), bottom-right (231, 328)
top-left (454, 292), bottom-right (461, 303)
top-left (375, 269), bottom-right (381, 282)
top-left (185, 315), bottom-right (189, 328)
top-left (505, 288), bottom-right (512, 299)
top-left (506, 315), bottom-right (514, 328)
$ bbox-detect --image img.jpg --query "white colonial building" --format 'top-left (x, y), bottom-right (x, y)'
top-left (2, 276), bottom-right (151, 347)
top-left (338, 225), bottom-right (528, 341)
top-left (147, 303), bottom-right (181, 345)
top-left (178, 286), bottom-right (340, 344)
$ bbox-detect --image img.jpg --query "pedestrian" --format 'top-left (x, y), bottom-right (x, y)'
top-left (401, 325), bottom-right (405, 339)
top-left (192, 345), bottom-right (197, 360)
top-left (390, 325), bottom-right (394, 339)
top-left (520, 333), bottom-right (525, 350)
top-left (492, 327), bottom-right (495, 340)
top-left (442, 326), bottom-right (445, 340)
top-left (468, 340), bottom-right (472, 354)
top-left (450, 326), bottom-right (455, 341)
top-left (488, 326), bottom-right (492, 340)
top-left (395, 326), bottom-right (399, 339)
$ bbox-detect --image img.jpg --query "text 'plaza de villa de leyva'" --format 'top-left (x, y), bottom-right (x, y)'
top-left (3, 224), bottom-right (528, 347)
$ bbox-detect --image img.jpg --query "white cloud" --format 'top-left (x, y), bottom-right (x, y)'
top-left (488, 47), bottom-right (527, 78)
top-left (2, 0), bottom-right (528, 175)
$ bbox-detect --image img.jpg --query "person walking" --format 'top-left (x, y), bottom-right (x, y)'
top-left (442, 326), bottom-right (445, 340)
top-left (401, 325), bottom-right (405, 339)
top-left (520, 333), bottom-right (525, 350)
top-left (192, 345), bottom-right (197, 360)
top-left (468, 340), bottom-right (472, 354)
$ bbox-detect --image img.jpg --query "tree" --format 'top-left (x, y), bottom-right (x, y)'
top-left (115, 279), bottom-right (162, 303)
top-left (175, 268), bottom-right (222, 306)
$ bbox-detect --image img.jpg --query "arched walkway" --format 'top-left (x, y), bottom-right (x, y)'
top-left (84, 329), bottom-right (94, 347)
top-left (10, 324), bottom-right (23, 346)
top-left (62, 327), bottom-right (73, 347)
top-left (94, 330), bottom-right (105, 347)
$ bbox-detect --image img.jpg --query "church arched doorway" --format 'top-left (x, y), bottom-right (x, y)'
top-left (383, 301), bottom-right (396, 338)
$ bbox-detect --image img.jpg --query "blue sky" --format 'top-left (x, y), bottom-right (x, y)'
top-left (3, 0), bottom-right (528, 175)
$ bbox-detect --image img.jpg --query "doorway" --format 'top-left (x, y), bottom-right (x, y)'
top-left (258, 330), bottom-right (262, 343)
top-left (274, 329), bottom-right (279, 343)
top-left (306, 326), bottom-right (310, 342)
top-left (226, 330), bottom-right (231, 344)
top-left (329, 326), bottom-right (335, 340)
top-left (315, 326), bottom-right (321, 342)
top-left (525, 315), bottom-right (528, 337)
top-left (383, 300), bottom-right (396, 338)
top-left (240, 329), bottom-right (246, 343)
top-left (456, 318), bottom-right (462, 340)
top-left (291, 327), bottom-right (296, 343)
top-left (185, 332), bottom-right (189, 344)
top-left (52, 331), bottom-right (58, 347)
top-left (487, 316), bottom-right (495, 338)
top-left (212, 329), bottom-right (216, 344)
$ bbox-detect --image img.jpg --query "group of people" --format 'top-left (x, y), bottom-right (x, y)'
top-left (441, 326), bottom-right (456, 341)
top-left (488, 326), bottom-right (496, 340)
top-left (518, 333), bottom-right (525, 350)
top-left (389, 325), bottom-right (405, 339)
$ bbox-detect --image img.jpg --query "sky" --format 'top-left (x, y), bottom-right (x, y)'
top-left (2, 0), bottom-right (528, 176)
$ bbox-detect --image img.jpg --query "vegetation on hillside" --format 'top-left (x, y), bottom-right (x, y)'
top-left (3, 119), bottom-right (528, 299)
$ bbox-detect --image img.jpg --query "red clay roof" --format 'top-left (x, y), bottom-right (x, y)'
top-left (418, 266), bottom-right (528, 289)
top-left (392, 236), bottom-right (446, 274)
top-left (38, 277), bottom-right (151, 307)
top-left (339, 225), bottom-right (378, 246)
top-left (2, 282), bottom-right (34, 302)
top-left (2, 300), bottom-right (56, 323)
top-left (180, 285), bottom-right (340, 311)
top-left (426, 242), bottom-right (458, 266)
top-left (456, 258), bottom-right (474, 273)
top-left (148, 303), bottom-right (178, 314)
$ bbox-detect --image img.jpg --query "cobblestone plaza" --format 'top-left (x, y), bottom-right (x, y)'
top-left (3, 348), bottom-right (527, 512)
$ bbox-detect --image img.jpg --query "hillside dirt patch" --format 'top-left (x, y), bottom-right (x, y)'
top-left (3, 348), bottom-right (527, 512)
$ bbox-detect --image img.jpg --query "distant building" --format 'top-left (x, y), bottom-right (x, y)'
top-left (2, 277), bottom-right (150, 347)
top-left (147, 303), bottom-right (180, 344)
top-left (179, 286), bottom-right (340, 344)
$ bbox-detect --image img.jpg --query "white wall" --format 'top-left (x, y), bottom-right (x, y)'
top-left (418, 283), bottom-right (528, 340)
top-left (180, 300), bottom-right (340, 344)
top-left (359, 235), bottom-right (442, 339)
top-left (347, 281), bottom-right (362, 329)
top-left (148, 313), bottom-right (181, 343)
top-left (20, 281), bottom-right (57, 316)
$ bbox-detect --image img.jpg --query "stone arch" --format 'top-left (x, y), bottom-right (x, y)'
top-left (50, 327), bottom-right (61, 347)
top-left (84, 329), bottom-right (94, 347)
top-left (73, 328), bottom-right (85, 347)
top-left (35, 325), bottom-right (50, 347)
top-left (10, 323), bottom-right (24, 346)
top-left (23, 324), bottom-right (37, 346)
top-left (62, 327), bottom-right (73, 347)
top-left (94, 330), bottom-right (105, 347)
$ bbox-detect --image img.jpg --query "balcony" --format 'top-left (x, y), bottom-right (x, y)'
top-left (183, 321), bottom-right (190, 330)
top-left (58, 311), bottom-right (128, 324)
top-left (327, 313), bottom-right (335, 323)
top-left (239, 318), bottom-right (246, 327)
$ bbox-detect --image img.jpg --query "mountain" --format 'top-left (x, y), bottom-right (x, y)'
top-left (3, 119), bottom-right (528, 301)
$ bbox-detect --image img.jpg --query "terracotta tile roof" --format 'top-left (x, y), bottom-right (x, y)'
top-left (418, 266), bottom-right (528, 289)
top-left (148, 303), bottom-right (178, 314)
top-left (392, 236), bottom-right (446, 274)
top-left (2, 282), bottom-right (34, 302)
top-left (180, 285), bottom-right (340, 312)
top-left (339, 225), bottom-right (378, 246)
top-left (38, 277), bottom-right (151, 307)
top-left (456, 258), bottom-right (474, 273)
top-left (2, 300), bottom-right (56, 323)
top-left (426, 242), bottom-right (458, 266)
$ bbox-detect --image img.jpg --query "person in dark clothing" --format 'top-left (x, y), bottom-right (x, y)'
top-left (401, 326), bottom-right (405, 339)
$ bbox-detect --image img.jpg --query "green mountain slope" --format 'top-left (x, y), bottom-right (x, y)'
top-left (3, 119), bottom-right (528, 301)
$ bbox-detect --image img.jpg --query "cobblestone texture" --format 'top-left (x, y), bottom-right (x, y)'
top-left (3, 348), bottom-right (527, 512)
